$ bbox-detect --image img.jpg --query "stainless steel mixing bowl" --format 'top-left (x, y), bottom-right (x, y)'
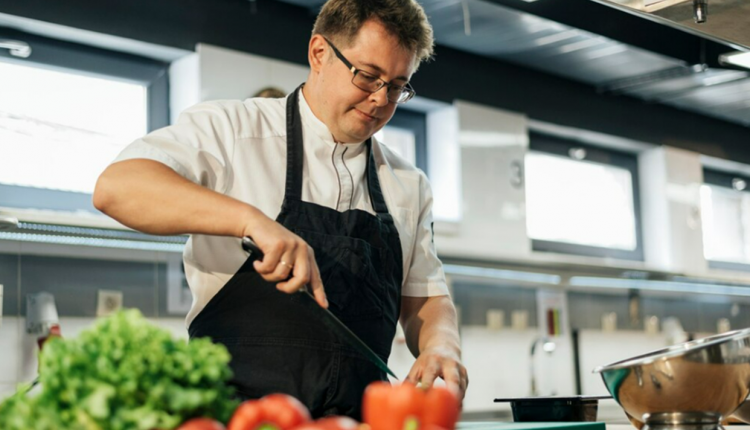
top-left (594, 328), bottom-right (750, 430)
top-left (730, 399), bottom-right (750, 424)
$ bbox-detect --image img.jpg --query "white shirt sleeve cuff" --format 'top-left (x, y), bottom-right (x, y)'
top-left (114, 144), bottom-right (199, 184)
top-left (401, 280), bottom-right (450, 297)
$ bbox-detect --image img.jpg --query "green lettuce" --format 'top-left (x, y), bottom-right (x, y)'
top-left (0, 309), bottom-right (238, 430)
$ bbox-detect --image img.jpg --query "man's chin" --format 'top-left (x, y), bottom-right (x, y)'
top-left (340, 128), bottom-right (374, 144)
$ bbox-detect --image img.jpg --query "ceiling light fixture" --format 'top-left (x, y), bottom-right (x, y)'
top-left (569, 276), bottom-right (750, 297)
top-left (0, 39), bottom-right (31, 58)
top-left (0, 215), bottom-right (18, 231)
top-left (720, 51), bottom-right (750, 70)
top-left (443, 264), bottom-right (562, 285)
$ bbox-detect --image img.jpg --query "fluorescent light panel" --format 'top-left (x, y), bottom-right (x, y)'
top-left (0, 232), bottom-right (184, 252)
top-left (569, 276), bottom-right (750, 297)
top-left (721, 51), bottom-right (750, 70)
top-left (443, 264), bottom-right (561, 285)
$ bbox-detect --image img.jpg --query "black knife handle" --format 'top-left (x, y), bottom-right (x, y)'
top-left (241, 236), bottom-right (264, 261)
top-left (242, 236), bottom-right (310, 294)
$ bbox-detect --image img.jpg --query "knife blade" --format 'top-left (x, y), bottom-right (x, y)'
top-left (241, 236), bottom-right (399, 380)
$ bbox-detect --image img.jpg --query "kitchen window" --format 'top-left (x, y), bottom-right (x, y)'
top-left (525, 132), bottom-right (644, 260)
top-left (375, 108), bottom-right (427, 174)
top-left (0, 30), bottom-right (168, 216)
top-left (701, 169), bottom-right (750, 271)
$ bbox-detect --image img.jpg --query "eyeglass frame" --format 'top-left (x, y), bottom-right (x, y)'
top-left (323, 37), bottom-right (416, 104)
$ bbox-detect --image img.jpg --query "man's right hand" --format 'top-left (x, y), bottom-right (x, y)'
top-left (243, 216), bottom-right (328, 309)
top-left (94, 160), bottom-right (328, 307)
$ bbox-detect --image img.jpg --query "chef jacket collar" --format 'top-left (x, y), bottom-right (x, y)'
top-left (298, 90), bottom-right (368, 156)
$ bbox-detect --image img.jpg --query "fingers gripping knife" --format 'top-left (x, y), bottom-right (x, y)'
top-left (241, 237), bottom-right (398, 380)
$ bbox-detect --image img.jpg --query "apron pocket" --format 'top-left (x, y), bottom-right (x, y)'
top-left (294, 229), bottom-right (385, 322)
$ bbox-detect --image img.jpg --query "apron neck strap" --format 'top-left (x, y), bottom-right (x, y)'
top-left (365, 140), bottom-right (390, 215)
top-left (284, 85), bottom-right (306, 202)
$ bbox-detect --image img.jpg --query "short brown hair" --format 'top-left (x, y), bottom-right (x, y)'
top-left (312, 0), bottom-right (434, 66)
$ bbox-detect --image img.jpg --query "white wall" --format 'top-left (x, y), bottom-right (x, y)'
top-left (426, 104), bottom-right (462, 224)
top-left (169, 43), bottom-right (309, 121)
top-left (433, 101), bottom-right (531, 261)
top-left (198, 44), bottom-right (308, 101)
top-left (639, 146), bottom-right (707, 274)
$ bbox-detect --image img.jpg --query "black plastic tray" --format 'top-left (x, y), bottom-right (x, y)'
top-left (493, 396), bottom-right (612, 422)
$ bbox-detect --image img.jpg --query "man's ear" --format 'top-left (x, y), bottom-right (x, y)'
top-left (308, 34), bottom-right (328, 73)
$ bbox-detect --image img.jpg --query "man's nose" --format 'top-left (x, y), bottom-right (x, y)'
top-left (369, 86), bottom-right (390, 107)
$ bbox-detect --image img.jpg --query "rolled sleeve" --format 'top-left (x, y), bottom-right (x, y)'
top-left (113, 101), bottom-right (236, 193)
top-left (401, 173), bottom-right (450, 297)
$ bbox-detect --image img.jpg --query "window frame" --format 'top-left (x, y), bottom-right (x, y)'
top-left (701, 168), bottom-right (750, 272)
top-left (385, 107), bottom-right (428, 175)
top-left (527, 132), bottom-right (645, 261)
top-left (0, 28), bottom-right (169, 215)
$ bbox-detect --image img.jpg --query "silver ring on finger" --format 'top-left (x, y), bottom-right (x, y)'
top-left (278, 260), bottom-right (294, 270)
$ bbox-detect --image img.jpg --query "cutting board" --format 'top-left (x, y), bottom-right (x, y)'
top-left (458, 422), bottom-right (606, 430)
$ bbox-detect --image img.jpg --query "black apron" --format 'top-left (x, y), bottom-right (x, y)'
top-left (189, 86), bottom-right (404, 419)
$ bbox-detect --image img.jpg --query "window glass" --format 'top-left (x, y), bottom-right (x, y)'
top-left (525, 151), bottom-right (638, 250)
top-left (0, 60), bottom-right (147, 193)
top-left (377, 108), bottom-right (427, 173)
top-left (375, 126), bottom-right (416, 166)
top-left (0, 30), bottom-right (167, 216)
top-left (700, 169), bottom-right (750, 269)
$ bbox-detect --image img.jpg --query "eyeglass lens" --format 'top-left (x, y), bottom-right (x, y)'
top-left (352, 72), bottom-right (412, 103)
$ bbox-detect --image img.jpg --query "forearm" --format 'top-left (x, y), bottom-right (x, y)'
top-left (401, 295), bottom-right (461, 359)
top-left (93, 159), bottom-right (265, 237)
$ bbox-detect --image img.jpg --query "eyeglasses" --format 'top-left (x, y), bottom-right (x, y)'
top-left (324, 37), bottom-right (415, 104)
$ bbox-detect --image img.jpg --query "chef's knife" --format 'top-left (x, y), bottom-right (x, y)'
top-left (241, 236), bottom-right (399, 380)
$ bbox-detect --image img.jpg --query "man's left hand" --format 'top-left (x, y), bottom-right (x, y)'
top-left (405, 346), bottom-right (469, 402)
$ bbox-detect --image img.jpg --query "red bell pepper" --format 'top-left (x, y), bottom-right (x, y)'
top-left (363, 382), bottom-right (460, 430)
top-left (292, 416), bottom-right (361, 430)
top-left (228, 394), bottom-right (311, 430)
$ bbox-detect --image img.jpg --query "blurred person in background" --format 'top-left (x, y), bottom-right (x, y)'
top-left (252, 86), bottom-right (286, 98)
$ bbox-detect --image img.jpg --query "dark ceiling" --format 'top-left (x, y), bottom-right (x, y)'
top-left (1, 0), bottom-right (749, 161)
top-left (280, 0), bottom-right (750, 127)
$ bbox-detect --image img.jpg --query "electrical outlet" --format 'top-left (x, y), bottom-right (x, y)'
top-left (97, 290), bottom-right (123, 317)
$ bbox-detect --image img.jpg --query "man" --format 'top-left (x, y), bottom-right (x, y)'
top-left (94, 0), bottom-right (467, 418)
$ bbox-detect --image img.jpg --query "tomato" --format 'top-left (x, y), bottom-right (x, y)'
top-left (362, 382), bottom-right (459, 430)
top-left (177, 417), bottom-right (227, 430)
top-left (228, 394), bottom-right (311, 430)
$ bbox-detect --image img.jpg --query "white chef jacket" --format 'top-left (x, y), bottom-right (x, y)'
top-left (113, 91), bottom-right (449, 325)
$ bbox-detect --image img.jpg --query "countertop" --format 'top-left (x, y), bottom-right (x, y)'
top-left (458, 424), bottom-right (747, 430)
top-left (458, 423), bottom-right (604, 430)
